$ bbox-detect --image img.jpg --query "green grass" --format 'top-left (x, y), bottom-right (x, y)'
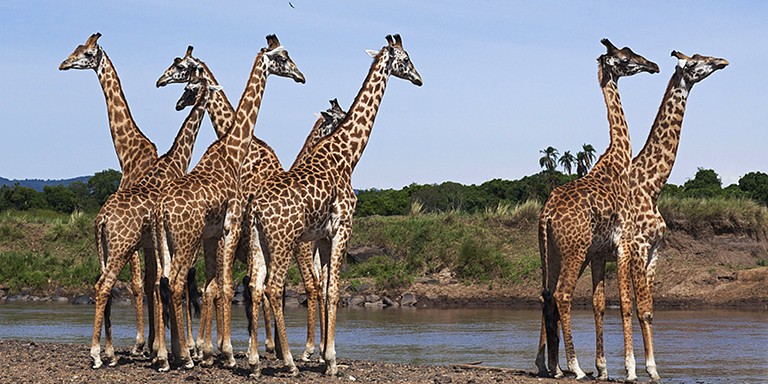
top-left (658, 196), bottom-right (768, 236)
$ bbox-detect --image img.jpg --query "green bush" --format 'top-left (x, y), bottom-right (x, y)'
top-left (343, 255), bottom-right (414, 290)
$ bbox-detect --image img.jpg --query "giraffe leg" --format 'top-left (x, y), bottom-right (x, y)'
top-left (296, 241), bottom-right (320, 361)
top-left (535, 313), bottom-right (549, 376)
top-left (591, 255), bottom-right (609, 380)
top-left (265, 243), bottom-right (299, 377)
top-left (262, 293), bottom-right (276, 356)
top-left (631, 244), bottom-right (661, 383)
top-left (617, 244), bottom-right (637, 381)
top-left (553, 251), bottom-right (587, 380)
top-left (167, 253), bottom-right (195, 370)
top-left (197, 238), bottom-right (218, 366)
top-left (128, 250), bottom-right (146, 357)
top-left (184, 270), bottom-right (198, 360)
top-left (91, 240), bottom-right (134, 369)
top-left (246, 243), bottom-right (268, 377)
top-left (322, 225), bottom-right (352, 376)
top-left (315, 238), bottom-right (331, 363)
top-left (217, 200), bottom-right (243, 369)
top-left (143, 247), bottom-right (157, 358)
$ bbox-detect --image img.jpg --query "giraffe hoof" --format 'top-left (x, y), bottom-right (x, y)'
top-left (91, 359), bottom-right (103, 370)
top-left (157, 359), bottom-right (170, 372)
top-left (131, 343), bottom-right (145, 356)
top-left (288, 365), bottom-right (300, 377)
top-left (649, 379), bottom-right (662, 384)
top-left (108, 358), bottom-right (119, 367)
top-left (300, 348), bottom-right (314, 362)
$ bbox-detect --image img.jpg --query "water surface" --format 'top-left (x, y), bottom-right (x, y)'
top-left (1, 302), bottom-right (765, 383)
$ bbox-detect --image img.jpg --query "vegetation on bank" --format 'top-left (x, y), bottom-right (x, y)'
top-left (1, 167), bottom-right (767, 295)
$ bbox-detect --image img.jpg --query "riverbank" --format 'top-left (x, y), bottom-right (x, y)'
top-left (1, 206), bottom-right (767, 309)
top-left (0, 339), bottom-right (614, 384)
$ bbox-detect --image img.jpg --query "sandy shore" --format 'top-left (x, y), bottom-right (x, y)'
top-left (0, 339), bottom-right (609, 384)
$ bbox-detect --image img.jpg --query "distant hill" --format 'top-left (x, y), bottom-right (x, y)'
top-left (0, 176), bottom-right (91, 192)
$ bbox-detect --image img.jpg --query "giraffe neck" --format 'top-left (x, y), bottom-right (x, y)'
top-left (198, 62), bottom-right (234, 138)
top-left (590, 70), bottom-right (631, 180)
top-left (159, 94), bottom-right (208, 178)
top-left (324, 49), bottom-right (390, 174)
top-left (290, 118), bottom-right (327, 170)
top-left (631, 69), bottom-right (689, 199)
top-left (96, 52), bottom-right (157, 187)
top-left (197, 51), bottom-right (268, 174)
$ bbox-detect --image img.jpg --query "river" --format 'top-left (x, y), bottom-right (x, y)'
top-left (0, 302), bottom-right (765, 383)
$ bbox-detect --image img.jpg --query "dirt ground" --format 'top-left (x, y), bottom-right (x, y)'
top-left (0, 340), bottom-right (598, 384)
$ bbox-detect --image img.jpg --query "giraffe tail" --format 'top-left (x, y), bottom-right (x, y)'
top-left (187, 267), bottom-right (201, 318)
top-left (539, 214), bottom-right (560, 359)
top-left (160, 276), bottom-right (171, 329)
top-left (242, 275), bottom-right (254, 332)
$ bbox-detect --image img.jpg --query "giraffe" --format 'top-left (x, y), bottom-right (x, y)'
top-left (591, 50), bottom-right (728, 382)
top-left (59, 32), bottom-right (159, 358)
top-left (156, 46), bottom-right (275, 359)
top-left (156, 47), bottom-right (345, 364)
top-left (534, 39), bottom-right (658, 380)
top-left (152, 34), bottom-right (305, 372)
top-left (82, 70), bottom-right (217, 369)
top-left (228, 34), bottom-right (421, 377)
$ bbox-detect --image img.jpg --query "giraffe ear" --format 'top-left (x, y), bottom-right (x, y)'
top-left (366, 49), bottom-right (380, 58)
top-left (208, 85), bottom-right (223, 93)
top-left (87, 32), bottom-right (102, 45)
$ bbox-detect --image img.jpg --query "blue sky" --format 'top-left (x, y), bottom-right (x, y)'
top-left (1, 1), bottom-right (765, 189)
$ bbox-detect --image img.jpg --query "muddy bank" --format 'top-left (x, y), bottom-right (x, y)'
top-left (0, 339), bottom-right (595, 384)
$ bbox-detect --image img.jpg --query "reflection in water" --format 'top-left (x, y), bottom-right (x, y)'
top-left (1, 302), bottom-right (766, 382)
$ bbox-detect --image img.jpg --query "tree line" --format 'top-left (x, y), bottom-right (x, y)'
top-left (357, 168), bottom-right (768, 216)
top-left (1, 168), bottom-right (767, 217)
top-left (0, 169), bottom-right (121, 213)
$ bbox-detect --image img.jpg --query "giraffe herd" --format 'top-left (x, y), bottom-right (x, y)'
top-left (59, 32), bottom-right (726, 382)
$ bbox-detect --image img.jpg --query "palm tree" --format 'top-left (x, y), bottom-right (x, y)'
top-left (538, 146), bottom-right (559, 172)
top-left (558, 151), bottom-right (576, 175)
top-left (576, 143), bottom-right (596, 177)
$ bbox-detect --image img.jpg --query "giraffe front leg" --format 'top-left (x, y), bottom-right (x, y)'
top-left (296, 241), bottom-right (319, 361)
top-left (630, 245), bottom-right (661, 383)
top-left (617, 247), bottom-right (637, 381)
top-left (553, 251), bottom-right (587, 380)
top-left (591, 256), bottom-right (609, 380)
top-left (264, 243), bottom-right (299, 377)
top-left (129, 250), bottom-right (146, 357)
top-left (217, 202), bottom-right (242, 369)
top-left (246, 253), bottom-right (268, 377)
top-left (322, 225), bottom-right (353, 377)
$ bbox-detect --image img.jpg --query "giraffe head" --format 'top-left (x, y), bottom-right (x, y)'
top-left (671, 51), bottom-right (728, 87)
top-left (368, 34), bottom-right (423, 86)
top-left (262, 34), bottom-right (306, 83)
top-left (59, 33), bottom-right (104, 71)
top-left (156, 46), bottom-right (200, 87)
top-left (175, 68), bottom-right (221, 111)
top-left (316, 98), bottom-right (347, 137)
top-left (598, 39), bottom-right (659, 85)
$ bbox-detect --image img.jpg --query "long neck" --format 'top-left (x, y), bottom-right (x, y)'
top-left (159, 95), bottom-right (208, 177)
top-left (631, 69), bottom-right (689, 199)
top-left (290, 118), bottom-right (326, 170)
top-left (96, 53), bottom-right (157, 188)
top-left (197, 52), bottom-right (268, 174)
top-left (199, 62), bottom-right (234, 138)
top-left (590, 68), bottom-right (631, 180)
top-left (325, 50), bottom-right (390, 173)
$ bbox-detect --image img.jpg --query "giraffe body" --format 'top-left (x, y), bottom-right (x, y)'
top-left (152, 35), bottom-right (304, 372)
top-left (236, 34), bottom-right (421, 377)
top-left (60, 33), bottom-right (160, 362)
top-left (535, 39), bottom-right (659, 381)
top-left (592, 51), bottom-right (729, 382)
top-left (158, 48), bottom-right (345, 364)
